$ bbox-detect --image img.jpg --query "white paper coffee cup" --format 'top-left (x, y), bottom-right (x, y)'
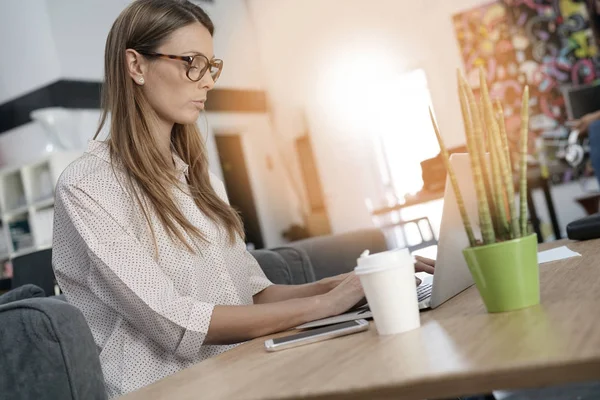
top-left (355, 249), bottom-right (420, 335)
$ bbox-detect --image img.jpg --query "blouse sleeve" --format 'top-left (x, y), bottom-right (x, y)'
top-left (244, 250), bottom-right (275, 296)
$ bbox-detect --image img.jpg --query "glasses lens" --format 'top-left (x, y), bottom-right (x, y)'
top-left (210, 60), bottom-right (223, 82)
top-left (187, 56), bottom-right (208, 81)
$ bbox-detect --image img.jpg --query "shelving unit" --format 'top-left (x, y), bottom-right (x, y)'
top-left (0, 151), bottom-right (81, 260)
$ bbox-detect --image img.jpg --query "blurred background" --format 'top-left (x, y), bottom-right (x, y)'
top-left (1, 0), bottom-right (600, 269)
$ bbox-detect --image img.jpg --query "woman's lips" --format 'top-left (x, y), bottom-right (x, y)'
top-left (192, 100), bottom-right (205, 109)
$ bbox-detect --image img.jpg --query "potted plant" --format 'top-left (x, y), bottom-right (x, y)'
top-left (429, 68), bottom-right (539, 313)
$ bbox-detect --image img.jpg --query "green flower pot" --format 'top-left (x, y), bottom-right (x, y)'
top-left (462, 233), bottom-right (539, 313)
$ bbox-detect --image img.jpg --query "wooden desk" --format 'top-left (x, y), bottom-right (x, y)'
top-left (121, 240), bottom-right (600, 400)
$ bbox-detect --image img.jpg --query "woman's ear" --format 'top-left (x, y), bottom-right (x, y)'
top-left (125, 49), bottom-right (146, 85)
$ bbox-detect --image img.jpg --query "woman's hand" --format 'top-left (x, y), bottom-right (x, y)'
top-left (320, 255), bottom-right (436, 288)
top-left (571, 110), bottom-right (600, 133)
top-left (318, 272), bottom-right (353, 292)
top-left (414, 255), bottom-right (435, 286)
top-left (415, 256), bottom-right (435, 274)
top-left (322, 272), bottom-right (365, 316)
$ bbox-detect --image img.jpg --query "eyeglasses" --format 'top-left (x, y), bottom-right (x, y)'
top-left (138, 51), bottom-right (223, 83)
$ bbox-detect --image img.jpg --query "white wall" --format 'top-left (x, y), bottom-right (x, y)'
top-left (0, 0), bottom-right (61, 165)
top-left (46, 0), bottom-right (129, 81)
top-left (247, 0), bottom-right (493, 234)
top-left (0, 0), bottom-right (61, 103)
top-left (201, 0), bottom-right (265, 90)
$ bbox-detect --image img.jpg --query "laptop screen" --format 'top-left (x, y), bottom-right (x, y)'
top-left (563, 84), bottom-right (600, 120)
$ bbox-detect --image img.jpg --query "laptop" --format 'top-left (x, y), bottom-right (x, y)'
top-left (296, 153), bottom-right (478, 329)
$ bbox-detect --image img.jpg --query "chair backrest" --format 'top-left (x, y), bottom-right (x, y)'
top-left (0, 286), bottom-right (106, 399)
top-left (11, 248), bottom-right (57, 296)
top-left (288, 228), bottom-right (388, 280)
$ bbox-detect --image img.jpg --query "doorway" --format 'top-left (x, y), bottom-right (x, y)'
top-left (215, 134), bottom-right (265, 249)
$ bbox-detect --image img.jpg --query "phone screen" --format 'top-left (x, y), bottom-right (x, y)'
top-left (271, 320), bottom-right (362, 345)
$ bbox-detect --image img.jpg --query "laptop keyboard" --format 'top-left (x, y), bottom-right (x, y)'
top-left (417, 282), bottom-right (433, 302)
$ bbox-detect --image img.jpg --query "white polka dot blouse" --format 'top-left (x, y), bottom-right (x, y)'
top-left (52, 140), bottom-right (273, 398)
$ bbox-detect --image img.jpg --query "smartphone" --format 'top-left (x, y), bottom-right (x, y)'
top-left (264, 319), bottom-right (369, 352)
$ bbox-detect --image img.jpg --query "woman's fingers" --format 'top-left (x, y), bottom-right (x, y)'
top-left (415, 261), bottom-right (435, 274)
top-left (415, 255), bottom-right (435, 266)
top-left (414, 256), bottom-right (435, 274)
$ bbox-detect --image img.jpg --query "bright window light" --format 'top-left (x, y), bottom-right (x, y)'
top-left (376, 69), bottom-right (440, 198)
top-left (317, 49), bottom-right (440, 200)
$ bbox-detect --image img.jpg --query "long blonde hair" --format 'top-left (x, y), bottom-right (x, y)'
top-left (94, 0), bottom-right (244, 250)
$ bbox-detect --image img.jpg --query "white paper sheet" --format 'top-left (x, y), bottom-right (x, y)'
top-left (538, 246), bottom-right (581, 264)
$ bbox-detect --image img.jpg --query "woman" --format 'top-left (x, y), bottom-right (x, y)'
top-left (52, 0), bottom-right (435, 397)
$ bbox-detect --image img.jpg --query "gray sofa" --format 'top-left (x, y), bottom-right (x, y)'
top-left (0, 229), bottom-right (388, 400)
top-left (0, 285), bottom-right (107, 400)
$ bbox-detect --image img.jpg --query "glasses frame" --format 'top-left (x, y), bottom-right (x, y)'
top-left (137, 51), bottom-right (223, 83)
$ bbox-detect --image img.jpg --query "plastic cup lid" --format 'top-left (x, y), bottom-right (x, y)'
top-left (355, 248), bottom-right (412, 275)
